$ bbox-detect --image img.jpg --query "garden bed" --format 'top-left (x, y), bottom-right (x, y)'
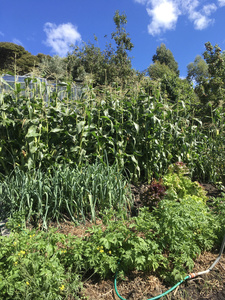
top-left (51, 183), bottom-right (225, 300)
top-left (80, 253), bottom-right (225, 300)
top-left (1, 165), bottom-right (225, 299)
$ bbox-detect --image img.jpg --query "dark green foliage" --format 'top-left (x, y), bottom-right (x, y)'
top-left (152, 43), bottom-right (179, 76)
top-left (160, 73), bottom-right (196, 103)
top-left (1, 75), bottom-right (225, 185)
top-left (111, 10), bottom-right (134, 82)
top-left (69, 11), bottom-right (134, 86)
top-left (186, 55), bottom-right (209, 84)
top-left (195, 42), bottom-right (225, 111)
top-left (69, 41), bottom-right (108, 85)
top-left (148, 46), bottom-right (195, 103)
top-left (148, 60), bottom-right (175, 80)
top-left (0, 42), bottom-right (39, 75)
top-left (210, 195), bottom-right (225, 242)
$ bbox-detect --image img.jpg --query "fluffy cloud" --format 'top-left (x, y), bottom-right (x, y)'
top-left (189, 12), bottom-right (210, 30)
top-left (134, 0), bottom-right (219, 35)
top-left (202, 3), bottom-right (217, 15)
top-left (218, 0), bottom-right (225, 6)
top-left (147, 0), bottom-right (180, 35)
top-left (43, 22), bottom-right (82, 56)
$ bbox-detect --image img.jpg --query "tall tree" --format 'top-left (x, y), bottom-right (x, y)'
top-left (195, 42), bottom-right (225, 108)
top-left (69, 41), bottom-right (108, 85)
top-left (69, 11), bottom-right (134, 86)
top-left (152, 43), bottom-right (179, 76)
top-left (147, 44), bottom-right (187, 103)
top-left (148, 60), bottom-right (175, 80)
top-left (111, 10), bottom-right (134, 81)
top-left (187, 55), bottom-right (208, 84)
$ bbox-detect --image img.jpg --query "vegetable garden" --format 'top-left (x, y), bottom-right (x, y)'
top-left (0, 76), bottom-right (225, 299)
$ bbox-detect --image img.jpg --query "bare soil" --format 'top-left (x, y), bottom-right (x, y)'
top-left (55, 183), bottom-right (225, 300)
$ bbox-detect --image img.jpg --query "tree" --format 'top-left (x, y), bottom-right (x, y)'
top-left (148, 60), bottom-right (175, 81)
top-left (187, 55), bottom-right (208, 84)
top-left (69, 10), bottom-right (135, 86)
top-left (69, 41), bottom-right (108, 85)
top-left (111, 10), bottom-right (134, 81)
top-left (0, 42), bottom-right (38, 75)
top-left (38, 55), bottom-right (68, 81)
top-left (152, 43), bottom-right (179, 76)
top-left (147, 44), bottom-right (187, 102)
top-left (160, 73), bottom-right (197, 103)
top-left (195, 42), bottom-right (225, 108)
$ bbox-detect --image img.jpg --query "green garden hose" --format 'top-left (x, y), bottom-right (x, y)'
top-left (114, 269), bottom-right (189, 300)
top-left (114, 233), bottom-right (225, 300)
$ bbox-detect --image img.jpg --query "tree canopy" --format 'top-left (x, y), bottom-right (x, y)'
top-left (38, 55), bottom-right (68, 81)
top-left (146, 44), bottom-right (188, 103)
top-left (193, 42), bottom-right (225, 109)
top-left (0, 42), bottom-right (51, 75)
top-left (111, 10), bottom-right (134, 81)
top-left (186, 55), bottom-right (208, 84)
top-left (152, 43), bottom-right (179, 76)
top-left (69, 10), bottom-right (134, 86)
top-left (148, 61), bottom-right (176, 81)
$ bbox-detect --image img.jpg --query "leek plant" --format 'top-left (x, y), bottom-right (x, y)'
top-left (0, 162), bottom-right (132, 228)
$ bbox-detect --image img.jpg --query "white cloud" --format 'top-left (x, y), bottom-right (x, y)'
top-left (202, 4), bottom-right (217, 15)
top-left (189, 12), bottom-right (210, 30)
top-left (135, 0), bottom-right (220, 35)
top-left (188, 2), bottom-right (216, 30)
top-left (147, 0), bottom-right (180, 35)
top-left (43, 22), bottom-right (82, 56)
top-left (218, 0), bottom-right (225, 6)
top-left (0, 31), bottom-right (4, 36)
top-left (12, 39), bottom-right (23, 46)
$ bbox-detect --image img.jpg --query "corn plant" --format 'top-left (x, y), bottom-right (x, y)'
top-left (1, 75), bottom-right (225, 184)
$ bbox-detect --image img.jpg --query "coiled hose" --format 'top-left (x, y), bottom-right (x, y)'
top-left (114, 234), bottom-right (225, 300)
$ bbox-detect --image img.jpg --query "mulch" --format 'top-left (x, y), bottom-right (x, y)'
top-left (61, 183), bottom-right (225, 300)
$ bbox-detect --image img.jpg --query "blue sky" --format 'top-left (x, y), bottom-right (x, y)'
top-left (1, 0), bottom-right (225, 78)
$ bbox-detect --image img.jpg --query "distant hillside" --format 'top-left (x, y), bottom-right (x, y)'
top-left (0, 42), bottom-right (51, 75)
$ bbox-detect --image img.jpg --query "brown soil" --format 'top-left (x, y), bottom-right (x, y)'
top-left (56, 183), bottom-right (225, 300)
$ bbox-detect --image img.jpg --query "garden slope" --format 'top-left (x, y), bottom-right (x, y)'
top-left (56, 183), bottom-right (225, 300)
